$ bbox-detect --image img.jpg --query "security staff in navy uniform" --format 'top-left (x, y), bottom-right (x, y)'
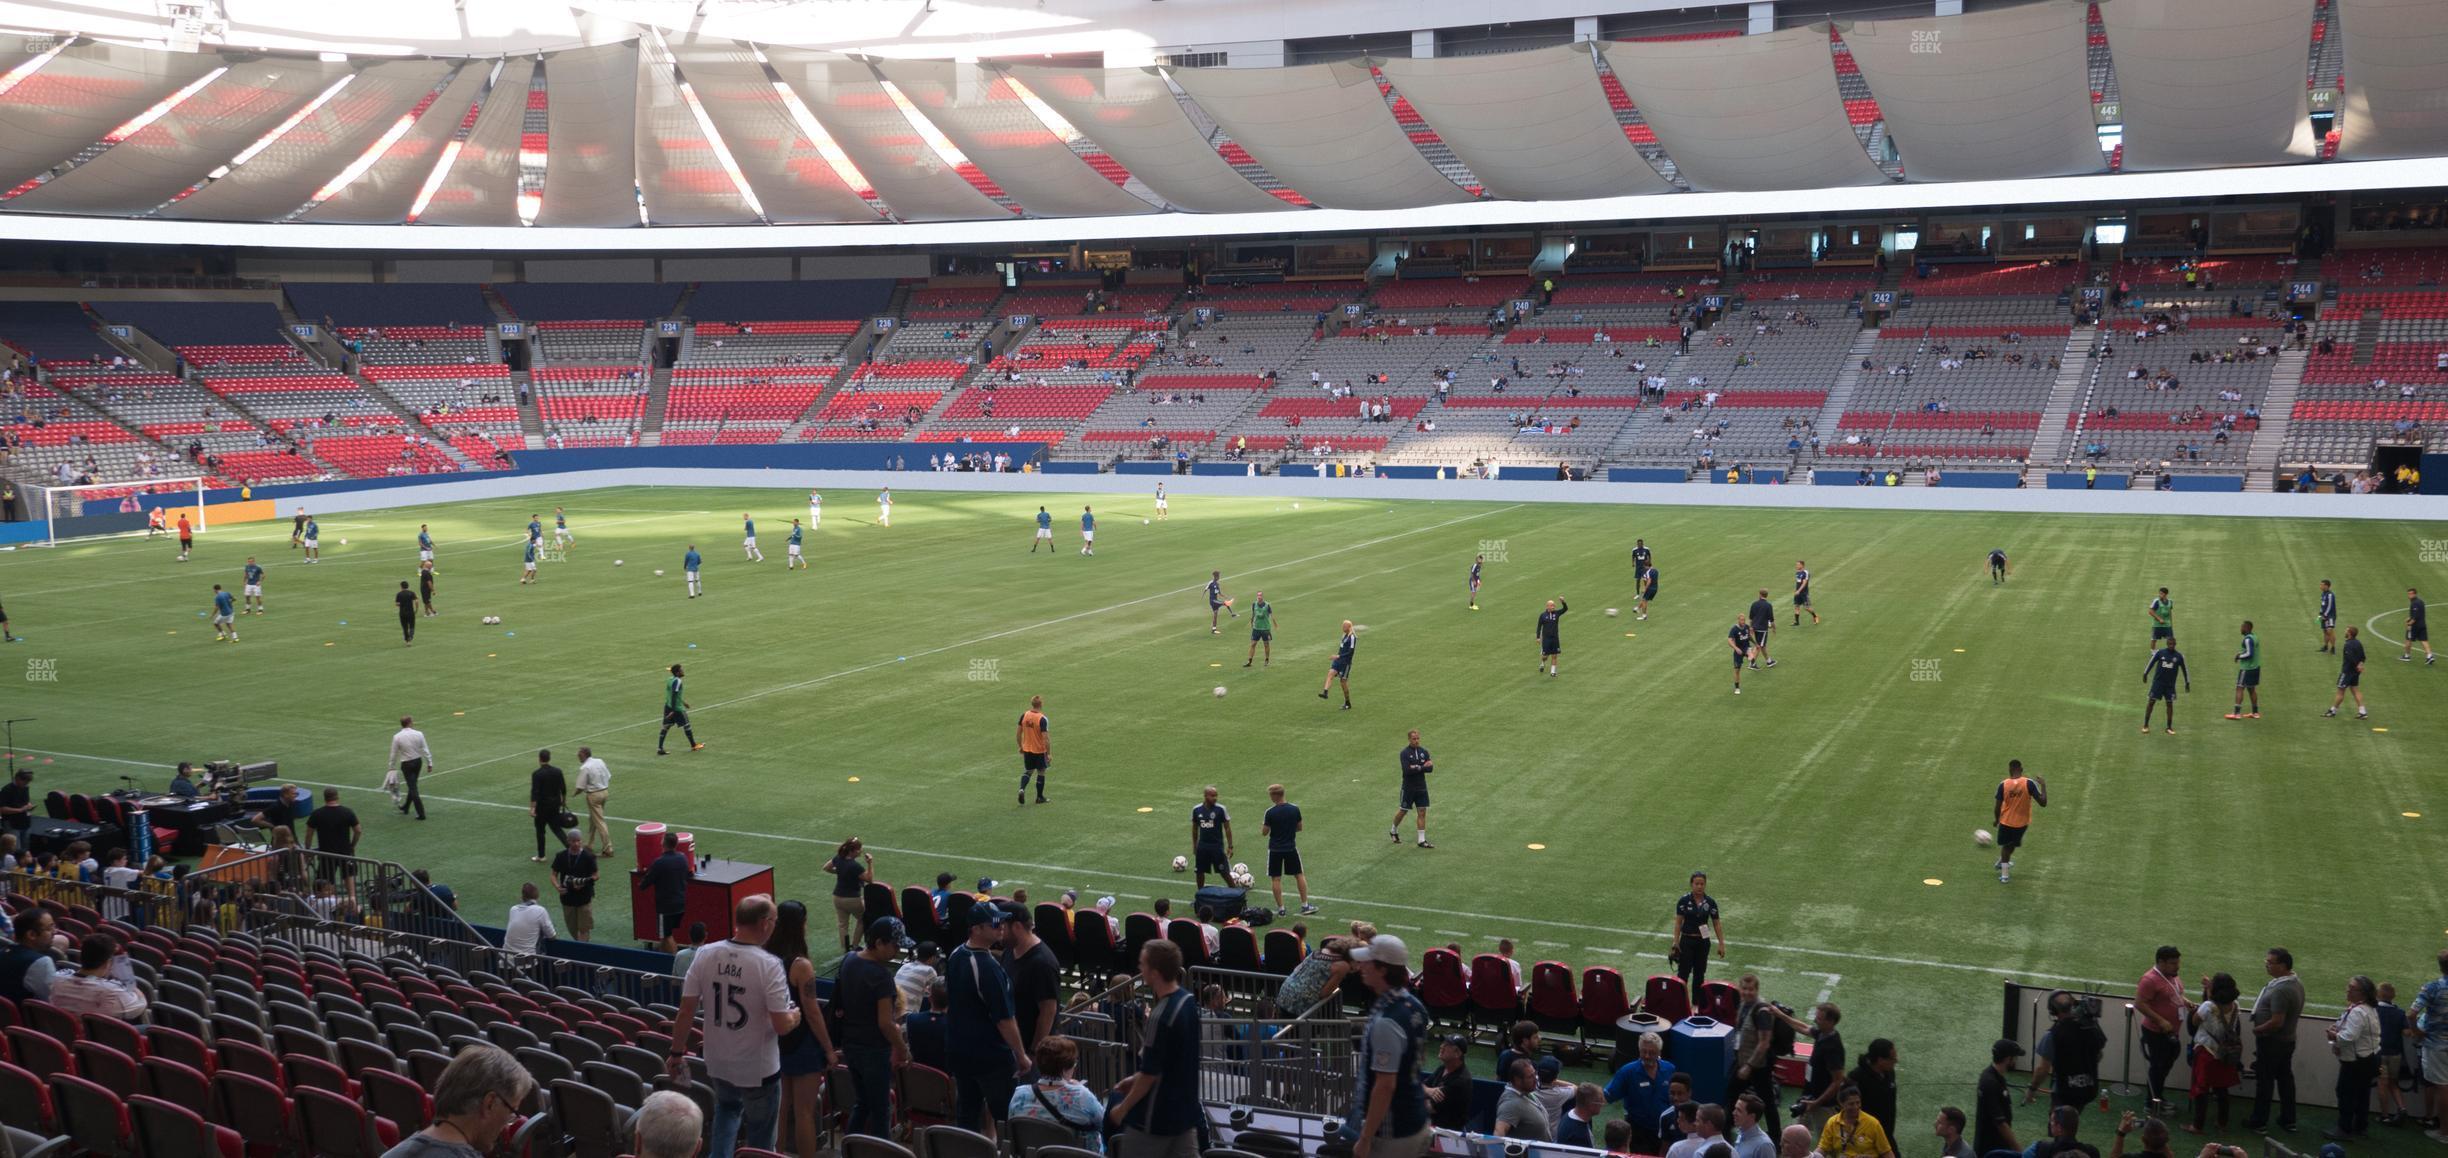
top-left (1669, 871), bottom-right (1724, 990)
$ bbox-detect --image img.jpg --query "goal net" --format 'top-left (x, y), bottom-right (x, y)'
top-left (34, 476), bottom-right (210, 547)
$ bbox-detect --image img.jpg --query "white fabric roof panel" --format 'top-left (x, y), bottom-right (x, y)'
top-left (666, 41), bottom-right (879, 224)
top-left (873, 59), bottom-right (1156, 218)
top-left (1598, 31), bottom-right (1890, 192)
top-left (1002, 65), bottom-right (1291, 215)
top-left (1376, 46), bottom-right (1671, 200)
top-left (299, 61), bottom-right (487, 224)
top-left (1168, 61), bottom-right (1473, 210)
top-left (766, 48), bottom-right (1007, 223)
top-left (2334, 0), bottom-right (2448, 161)
top-left (2097, 0), bottom-right (2316, 171)
top-left (0, 42), bottom-right (222, 197)
top-left (636, 45), bottom-right (756, 225)
top-left (9, 56), bottom-right (352, 216)
top-left (534, 41), bottom-right (643, 228)
top-left (1842, 5), bottom-right (2104, 182)
top-left (417, 56), bottom-right (533, 227)
top-left (161, 59), bottom-right (454, 222)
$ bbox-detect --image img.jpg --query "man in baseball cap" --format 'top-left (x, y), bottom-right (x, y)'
top-left (946, 900), bottom-right (1026, 1141)
top-left (1976, 1039), bottom-right (2027, 1157)
top-left (1343, 934), bottom-right (1434, 1158)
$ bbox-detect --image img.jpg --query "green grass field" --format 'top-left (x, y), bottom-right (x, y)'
top-left (6, 485), bottom-right (2445, 1143)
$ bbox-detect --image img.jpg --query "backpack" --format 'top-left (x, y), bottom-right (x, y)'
top-left (1768, 1002), bottom-right (1798, 1058)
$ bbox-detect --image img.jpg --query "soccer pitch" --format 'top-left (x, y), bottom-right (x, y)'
top-left (6, 484), bottom-right (2444, 1125)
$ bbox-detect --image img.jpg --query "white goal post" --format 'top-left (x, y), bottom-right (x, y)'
top-left (34, 476), bottom-right (210, 547)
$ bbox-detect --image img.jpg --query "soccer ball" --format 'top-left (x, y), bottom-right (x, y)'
top-left (1605, 608), bottom-right (1620, 617)
top-left (338, 538), bottom-right (347, 545)
top-left (653, 569), bottom-right (665, 576)
top-left (482, 616), bottom-right (498, 625)
top-left (1143, 518), bottom-right (1150, 525)
top-left (1974, 829), bottom-right (1995, 847)
top-left (614, 559), bottom-right (624, 567)
top-left (1231, 862), bottom-right (1248, 878)
top-left (1171, 855), bottom-right (1188, 872)
top-left (1213, 686), bottom-right (1227, 698)
top-left (1231, 871), bottom-right (1254, 888)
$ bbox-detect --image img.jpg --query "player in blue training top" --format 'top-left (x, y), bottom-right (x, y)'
top-left (1318, 619), bottom-right (1356, 709)
top-left (1207, 570), bottom-right (1237, 634)
top-left (241, 557), bottom-right (266, 615)
top-left (1030, 506), bottom-right (1054, 554)
top-left (2142, 640), bottom-right (2190, 734)
top-left (301, 516), bottom-right (321, 563)
top-left (527, 514), bottom-right (543, 545)
top-left (683, 545), bottom-right (704, 599)
top-left (1468, 554), bottom-right (1483, 610)
top-left (741, 514), bottom-right (764, 563)
top-left (553, 506), bottom-right (572, 546)
top-left (2403, 587), bottom-right (2434, 665)
top-left (785, 519), bottom-right (808, 571)
top-left (1079, 505), bottom-right (1096, 556)
top-left (520, 538), bottom-right (539, 585)
top-left (2316, 579), bottom-right (2337, 654)
top-left (1726, 617), bottom-right (1752, 694)
top-left (1637, 563), bottom-right (1659, 621)
top-left (1988, 548), bottom-right (2009, 585)
top-left (417, 524), bottom-right (437, 571)
top-left (1791, 559), bottom-right (1820, 626)
top-left (210, 584), bottom-right (238, 642)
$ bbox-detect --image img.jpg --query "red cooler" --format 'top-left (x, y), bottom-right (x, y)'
top-left (634, 822), bottom-right (666, 866)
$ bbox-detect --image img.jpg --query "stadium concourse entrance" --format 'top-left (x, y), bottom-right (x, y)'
top-left (2371, 440), bottom-right (2423, 492)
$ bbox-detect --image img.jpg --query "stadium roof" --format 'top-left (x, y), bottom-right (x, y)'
top-left (0, 0), bottom-right (2441, 249)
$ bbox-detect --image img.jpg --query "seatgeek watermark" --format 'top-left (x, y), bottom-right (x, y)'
top-left (1910, 658), bottom-right (1943, 682)
top-left (24, 658), bottom-right (57, 683)
top-left (2421, 538), bottom-right (2447, 564)
top-left (1479, 538), bottom-right (1509, 564)
top-left (1911, 29), bottom-right (1942, 53)
top-left (968, 658), bottom-right (1002, 682)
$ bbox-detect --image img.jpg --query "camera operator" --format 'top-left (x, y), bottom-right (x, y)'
top-left (2024, 992), bottom-right (2108, 1111)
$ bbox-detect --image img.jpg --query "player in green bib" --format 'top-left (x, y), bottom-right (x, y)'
top-left (657, 663), bottom-right (703, 755)
top-left (1243, 592), bottom-right (1276, 668)
top-left (2148, 587), bottom-right (2174, 648)
top-left (2226, 619), bottom-right (2262, 720)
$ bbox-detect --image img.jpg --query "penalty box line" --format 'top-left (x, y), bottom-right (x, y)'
top-left (417, 503), bottom-right (1530, 783)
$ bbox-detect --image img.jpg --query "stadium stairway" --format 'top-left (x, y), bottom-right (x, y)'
top-left (512, 370), bottom-right (544, 447)
top-left (638, 366), bottom-right (672, 445)
top-left (778, 354), bottom-right (879, 441)
top-left (2348, 309), bottom-right (2379, 365)
top-left (2241, 346), bottom-right (2307, 490)
top-left (2026, 328), bottom-right (2102, 468)
top-left (87, 311), bottom-right (350, 478)
top-left (1808, 326), bottom-right (1882, 441)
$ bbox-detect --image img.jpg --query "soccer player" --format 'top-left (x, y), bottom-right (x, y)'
top-left (1632, 539), bottom-right (1654, 584)
top-left (210, 584), bottom-right (238, 642)
top-left (1079, 506), bottom-right (1096, 556)
top-left (1261, 783), bottom-right (1315, 915)
top-left (877, 487), bottom-right (892, 527)
top-left (1535, 597), bottom-right (1569, 676)
top-left (1016, 695), bottom-right (1050, 804)
top-left (1727, 617), bottom-right (1752, 693)
top-left (1468, 554), bottom-right (1483, 610)
top-left (300, 515), bottom-right (319, 562)
top-left (1155, 483), bottom-right (1169, 521)
top-left (1319, 620), bottom-right (1356, 708)
top-left (1637, 562), bottom-right (1659, 621)
top-left (241, 556), bottom-right (265, 615)
top-left (1030, 506), bottom-right (1054, 553)
top-left (1392, 729), bottom-right (1433, 848)
top-left (785, 519), bottom-right (808, 570)
top-left (527, 514), bottom-right (543, 547)
top-left (2327, 625), bottom-right (2369, 719)
top-left (290, 507), bottom-right (306, 550)
top-left (1207, 570), bottom-right (1237, 634)
top-left (2317, 579), bottom-right (2337, 653)
top-left (741, 514), bottom-right (764, 563)
top-left (176, 514), bottom-right (194, 562)
top-left (2148, 587), bottom-right (2174, 649)
top-left (1988, 548), bottom-right (2009, 585)
top-left (146, 507), bottom-right (164, 537)
top-left (658, 663), bottom-right (704, 754)
top-left (1746, 590), bottom-right (1777, 670)
top-left (1992, 759), bottom-right (2046, 883)
top-left (418, 561), bottom-right (438, 617)
top-left (2142, 637), bottom-right (2190, 734)
top-left (553, 506), bottom-right (572, 546)
top-left (683, 545), bottom-right (703, 598)
top-left (0, 598), bottom-right (14, 643)
top-left (1245, 591), bottom-right (1275, 667)
top-left (2403, 587), bottom-right (2434, 664)
top-left (2226, 620), bottom-right (2262, 720)
top-left (520, 537), bottom-right (539, 585)
top-left (1190, 786), bottom-right (1233, 889)
top-left (1667, 872), bottom-right (1724, 990)
top-left (1791, 560), bottom-right (1819, 626)
top-left (417, 524), bottom-right (436, 570)
top-left (807, 490), bottom-right (822, 529)
top-left (395, 580), bottom-right (418, 646)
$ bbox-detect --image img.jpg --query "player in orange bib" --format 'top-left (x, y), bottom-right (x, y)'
top-left (1016, 695), bottom-right (1051, 805)
top-left (1993, 760), bottom-right (2048, 884)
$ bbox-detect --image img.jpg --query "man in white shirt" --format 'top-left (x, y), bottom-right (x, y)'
top-left (388, 715), bottom-right (432, 820)
top-left (503, 883), bottom-right (556, 955)
top-left (1666, 1102), bottom-right (1727, 1158)
top-left (574, 747), bottom-right (613, 856)
top-left (46, 932), bottom-right (147, 1022)
top-left (670, 895), bottom-right (801, 1157)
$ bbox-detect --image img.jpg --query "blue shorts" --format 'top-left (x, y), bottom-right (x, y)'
top-left (1330, 657), bottom-right (1351, 675)
top-left (1399, 780), bottom-right (1430, 809)
top-left (1195, 848), bottom-right (1229, 875)
top-left (2236, 669), bottom-right (2260, 688)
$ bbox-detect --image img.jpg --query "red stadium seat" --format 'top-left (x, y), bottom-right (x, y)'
top-left (1417, 949), bottom-right (1469, 1024)
top-left (1580, 968), bottom-right (1633, 1043)
top-left (1528, 963), bottom-right (1582, 1038)
top-left (1467, 954), bottom-right (1523, 1031)
top-left (1643, 975), bottom-right (1691, 1024)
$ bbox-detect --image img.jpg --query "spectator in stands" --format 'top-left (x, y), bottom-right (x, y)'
top-left (2137, 946), bottom-right (2187, 1111)
top-left (1935, 1106), bottom-right (1974, 1158)
top-left (770, 900), bottom-right (842, 1158)
top-left (1424, 1034), bottom-right (1472, 1133)
top-left (896, 940), bottom-right (942, 1014)
top-left (381, 1043), bottom-right (534, 1158)
top-left (1108, 939), bottom-right (1202, 1158)
top-left (1011, 1036), bottom-right (1106, 1153)
top-left (946, 904), bottom-right (1029, 1141)
top-left (1558, 1085), bottom-right (1607, 1149)
top-left (2245, 949), bottom-right (2305, 1134)
top-left (1497, 1020), bottom-right (1543, 1081)
top-left (671, 895), bottom-right (801, 1157)
top-left (306, 787), bottom-right (360, 882)
top-left (825, 837), bottom-right (873, 952)
top-left (1658, 1076), bottom-right (1696, 1147)
top-left (2028, 1104), bottom-right (2098, 1158)
top-left (1497, 1057), bottom-right (1554, 1141)
top-left (1817, 1085), bottom-right (1895, 1158)
top-left (1536, 1056), bottom-right (1579, 1124)
top-left (45, 931), bottom-right (144, 1021)
top-left (502, 882), bottom-right (555, 956)
top-left (632, 1090), bottom-right (703, 1158)
top-left (1730, 1096), bottom-right (1775, 1158)
top-left (2328, 975), bottom-right (2383, 1140)
top-left (1002, 901), bottom-right (1064, 1057)
top-left (645, 833), bottom-right (693, 952)
top-left (836, 916), bottom-right (911, 1139)
top-left (1606, 1031), bottom-right (1678, 1152)
top-left (1850, 1040), bottom-right (1901, 1143)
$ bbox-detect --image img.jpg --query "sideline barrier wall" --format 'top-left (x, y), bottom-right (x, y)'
top-left (2048, 471), bottom-right (2131, 489)
top-left (1936, 473), bottom-right (2022, 489)
top-left (170, 464), bottom-right (2448, 523)
top-left (1112, 461), bottom-right (1173, 475)
top-left (1710, 468), bottom-right (1786, 484)
top-left (2167, 475), bottom-right (2246, 492)
top-left (1607, 468), bottom-right (1687, 483)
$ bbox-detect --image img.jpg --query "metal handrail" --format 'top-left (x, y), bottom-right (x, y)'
top-left (185, 845), bottom-right (489, 945)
